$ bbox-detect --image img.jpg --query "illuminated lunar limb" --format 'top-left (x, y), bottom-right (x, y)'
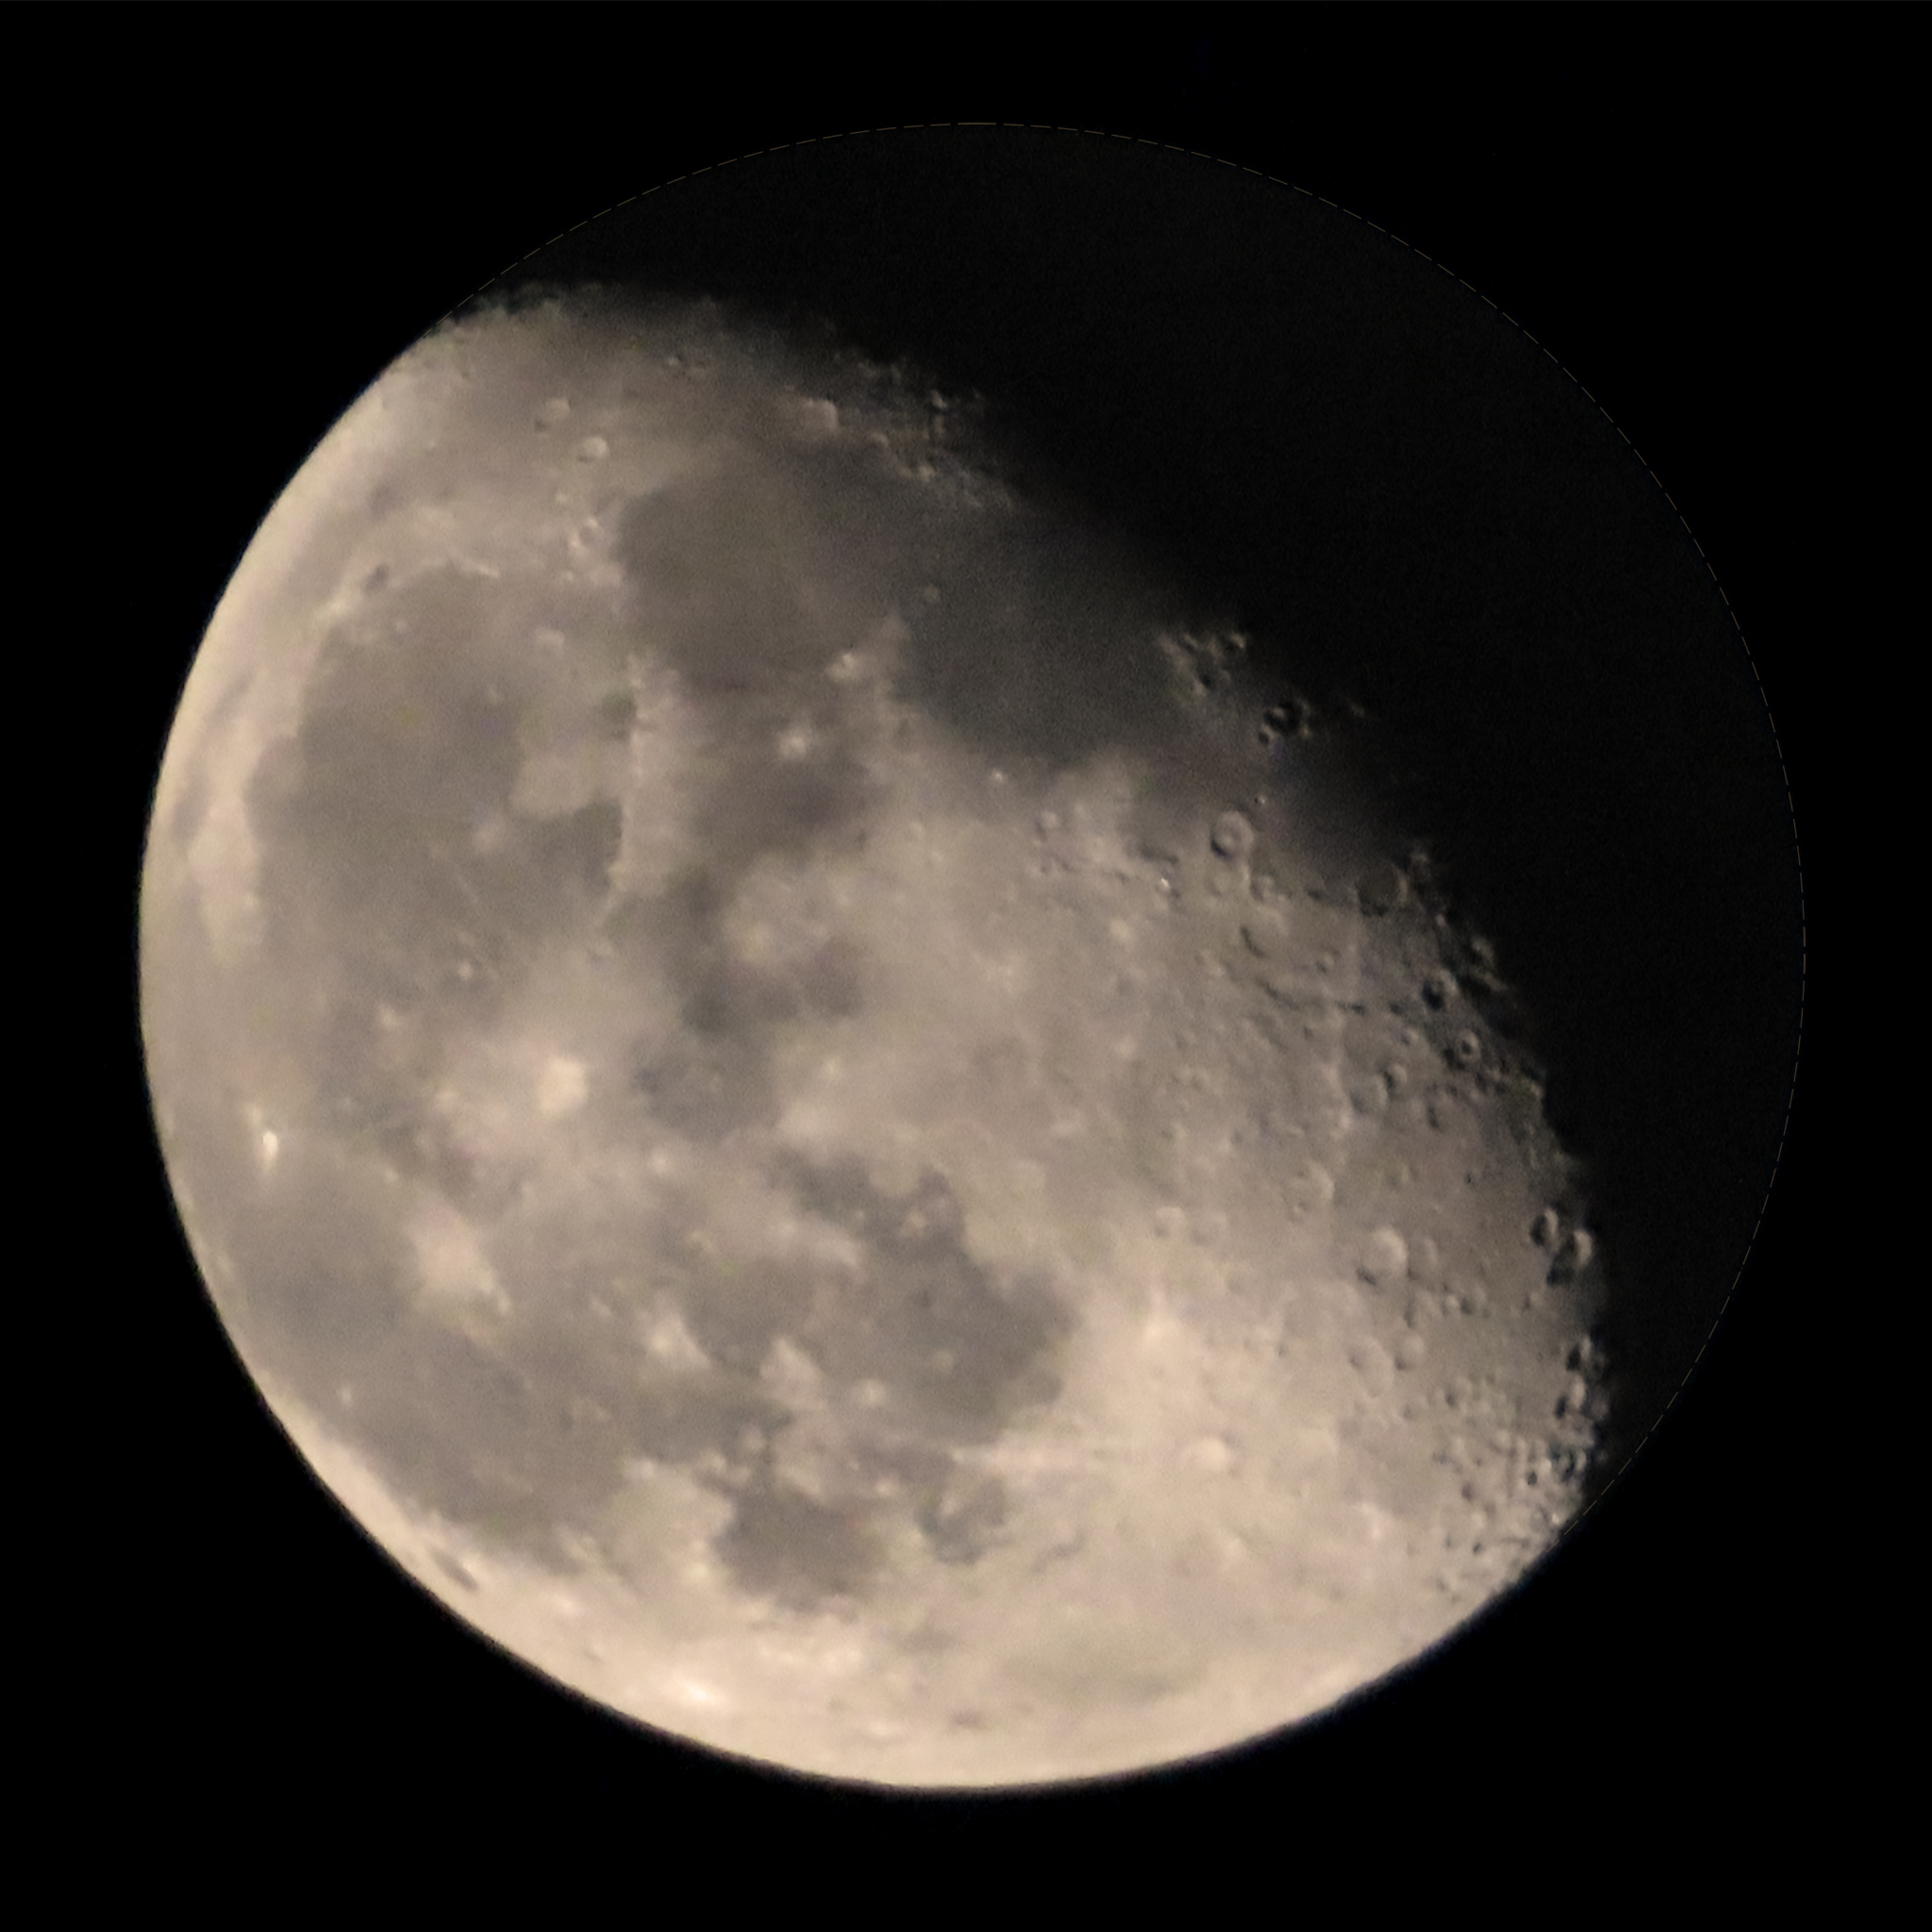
top-left (142, 292), bottom-right (1608, 1789)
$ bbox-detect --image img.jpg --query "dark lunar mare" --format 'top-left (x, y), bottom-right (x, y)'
top-left (165, 484), bottom-right (1075, 1599)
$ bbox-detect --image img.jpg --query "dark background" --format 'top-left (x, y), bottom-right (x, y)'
top-left (70, 1), bottom-right (1875, 1881)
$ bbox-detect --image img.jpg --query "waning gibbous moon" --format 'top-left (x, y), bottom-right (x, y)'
top-left (139, 129), bottom-right (1797, 1790)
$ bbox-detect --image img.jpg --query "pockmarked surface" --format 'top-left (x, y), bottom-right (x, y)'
top-left (142, 296), bottom-right (1607, 1786)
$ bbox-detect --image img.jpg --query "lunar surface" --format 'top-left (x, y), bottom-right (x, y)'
top-left (142, 289), bottom-right (1611, 1787)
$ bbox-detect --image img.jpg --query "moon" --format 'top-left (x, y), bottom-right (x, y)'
top-left (137, 128), bottom-right (1799, 1790)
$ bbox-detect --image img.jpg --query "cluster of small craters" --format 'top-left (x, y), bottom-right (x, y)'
top-left (1257, 694), bottom-right (1317, 748)
top-left (1158, 628), bottom-right (1254, 708)
top-left (1533, 1204), bottom-right (1596, 1286)
top-left (1014, 769), bottom-right (1614, 1595)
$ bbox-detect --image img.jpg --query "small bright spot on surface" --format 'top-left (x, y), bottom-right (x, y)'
top-left (537, 1055), bottom-right (589, 1119)
top-left (1184, 1434), bottom-right (1236, 1474)
top-left (243, 1103), bottom-right (279, 1174)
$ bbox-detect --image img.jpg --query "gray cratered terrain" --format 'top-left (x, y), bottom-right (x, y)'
top-left (142, 291), bottom-right (1608, 1787)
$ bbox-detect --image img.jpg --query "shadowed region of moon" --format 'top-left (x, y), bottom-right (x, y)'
top-left (139, 127), bottom-right (1799, 1790)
